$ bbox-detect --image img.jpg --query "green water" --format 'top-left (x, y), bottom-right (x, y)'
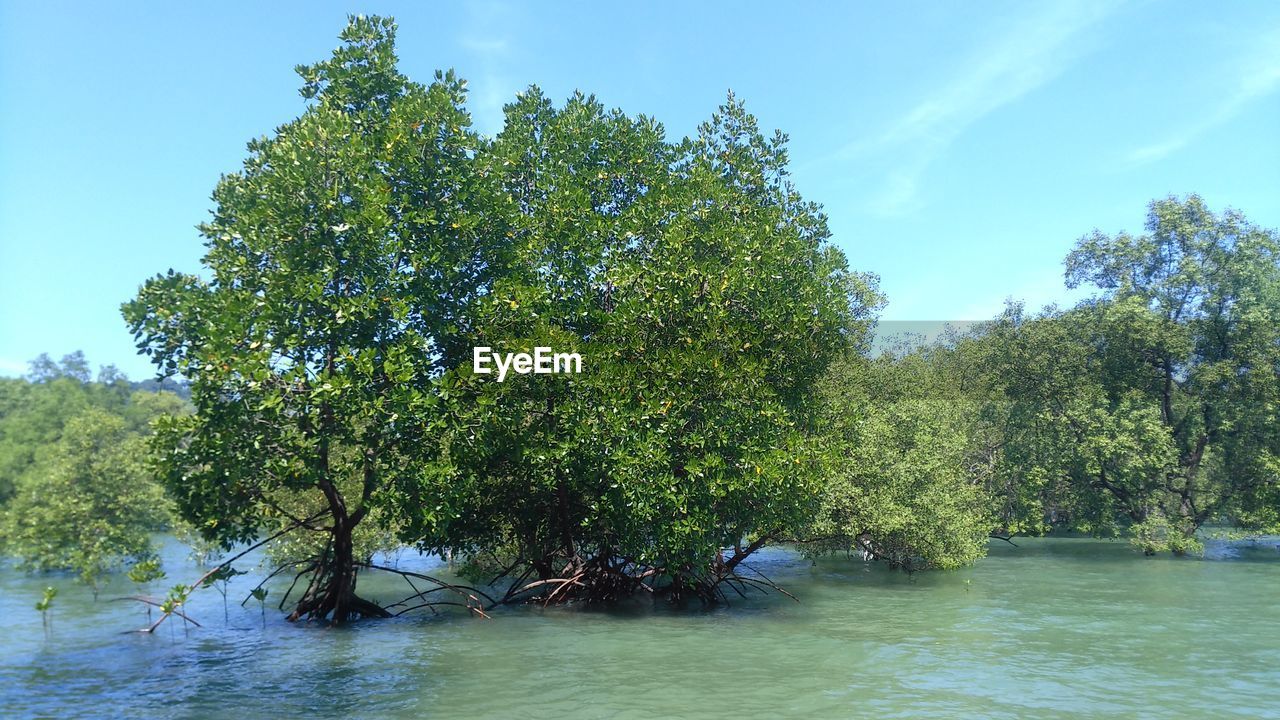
top-left (2, 537), bottom-right (1278, 719)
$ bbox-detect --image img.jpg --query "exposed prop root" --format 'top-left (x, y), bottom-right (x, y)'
top-left (288, 589), bottom-right (390, 622)
top-left (362, 563), bottom-right (493, 619)
top-left (495, 537), bottom-right (793, 608)
top-left (283, 544), bottom-right (390, 623)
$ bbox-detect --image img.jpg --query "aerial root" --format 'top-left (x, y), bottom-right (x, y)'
top-left (363, 562), bottom-right (494, 618)
top-left (493, 547), bottom-right (795, 607)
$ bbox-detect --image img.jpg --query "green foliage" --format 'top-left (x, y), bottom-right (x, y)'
top-left (123, 14), bottom-right (873, 607)
top-left (35, 585), bottom-right (56, 613)
top-left (974, 196), bottom-right (1280, 550)
top-left (198, 564), bottom-right (244, 622)
top-left (200, 564), bottom-right (243, 587)
top-left (123, 14), bottom-right (501, 621)
top-left (127, 557), bottom-right (166, 585)
top-left (0, 354), bottom-right (183, 503)
top-left (158, 583), bottom-right (194, 632)
top-left (1130, 513), bottom-right (1204, 556)
top-left (261, 488), bottom-right (403, 568)
top-left (99, 13), bottom-right (1278, 619)
top-left (805, 350), bottom-right (995, 570)
top-left (0, 354), bottom-right (185, 586)
top-left (127, 557), bottom-right (167, 623)
top-left (392, 87), bottom-right (877, 598)
top-left (0, 408), bottom-right (173, 591)
top-left (249, 586), bottom-right (269, 627)
top-left (0, 354), bottom-right (128, 502)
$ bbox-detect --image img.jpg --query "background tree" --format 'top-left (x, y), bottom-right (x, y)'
top-left (983, 196), bottom-right (1280, 552)
top-left (0, 353), bottom-right (186, 590)
top-left (0, 353), bottom-right (126, 501)
top-left (803, 345), bottom-right (996, 570)
top-left (982, 305), bottom-right (1183, 543)
top-left (0, 408), bottom-right (171, 595)
top-left (123, 16), bottom-right (501, 622)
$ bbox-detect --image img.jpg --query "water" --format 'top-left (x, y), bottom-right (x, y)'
top-left (2, 537), bottom-right (1278, 719)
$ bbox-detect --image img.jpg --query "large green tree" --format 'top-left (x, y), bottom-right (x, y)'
top-left (127, 15), bottom-right (874, 614)
top-left (394, 89), bottom-right (877, 603)
top-left (985, 196), bottom-right (1280, 551)
top-left (124, 16), bottom-right (502, 622)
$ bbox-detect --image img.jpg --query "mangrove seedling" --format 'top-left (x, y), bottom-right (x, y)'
top-left (200, 565), bottom-right (245, 623)
top-left (35, 586), bottom-right (57, 636)
top-left (126, 558), bottom-right (166, 623)
top-left (249, 587), bottom-right (268, 628)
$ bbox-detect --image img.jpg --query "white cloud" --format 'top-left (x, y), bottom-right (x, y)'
top-left (459, 2), bottom-right (521, 136)
top-left (1126, 29), bottom-right (1280, 165)
top-left (840, 1), bottom-right (1119, 216)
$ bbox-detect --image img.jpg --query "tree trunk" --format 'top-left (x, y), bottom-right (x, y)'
top-left (288, 491), bottom-right (390, 624)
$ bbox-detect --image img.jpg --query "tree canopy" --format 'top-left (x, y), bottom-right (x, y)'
top-left (803, 348), bottom-right (996, 570)
top-left (51, 14), bottom-right (1272, 632)
top-left (0, 357), bottom-right (186, 590)
top-left (122, 13), bottom-right (878, 614)
top-left (123, 15), bottom-right (508, 622)
top-left (977, 196), bottom-right (1280, 552)
top-left (392, 87), bottom-right (878, 603)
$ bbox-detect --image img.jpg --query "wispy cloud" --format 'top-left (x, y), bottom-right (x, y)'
top-left (1126, 28), bottom-right (1280, 165)
top-left (841, 1), bottom-right (1119, 216)
top-left (459, 2), bottom-right (521, 136)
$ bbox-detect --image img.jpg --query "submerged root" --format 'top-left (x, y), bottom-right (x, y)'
top-left (282, 558), bottom-right (391, 623)
top-left (365, 563), bottom-right (494, 619)
top-left (273, 534), bottom-right (391, 624)
top-left (498, 543), bottom-right (793, 608)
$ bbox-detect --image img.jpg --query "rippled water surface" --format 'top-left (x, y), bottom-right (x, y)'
top-left (2, 537), bottom-right (1278, 719)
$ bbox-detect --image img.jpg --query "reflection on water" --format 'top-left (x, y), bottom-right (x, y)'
top-left (2, 537), bottom-right (1278, 719)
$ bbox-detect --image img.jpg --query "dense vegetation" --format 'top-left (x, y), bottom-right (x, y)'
top-left (393, 87), bottom-right (880, 605)
top-left (3, 16), bottom-right (1276, 626)
top-left (0, 353), bottom-right (186, 591)
top-left (801, 348), bottom-right (997, 570)
top-left (975, 196), bottom-right (1280, 553)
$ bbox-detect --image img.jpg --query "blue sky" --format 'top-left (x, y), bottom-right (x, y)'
top-left (2, 1), bottom-right (1278, 379)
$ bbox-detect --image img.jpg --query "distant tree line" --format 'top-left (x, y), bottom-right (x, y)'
top-left (0, 352), bottom-right (187, 592)
top-left (3, 16), bottom-right (1276, 625)
top-left (804, 194), bottom-right (1280, 563)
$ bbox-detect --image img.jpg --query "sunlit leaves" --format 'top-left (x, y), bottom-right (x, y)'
top-left (806, 352), bottom-right (995, 570)
top-left (402, 88), bottom-right (876, 581)
top-left (123, 16), bottom-right (493, 571)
